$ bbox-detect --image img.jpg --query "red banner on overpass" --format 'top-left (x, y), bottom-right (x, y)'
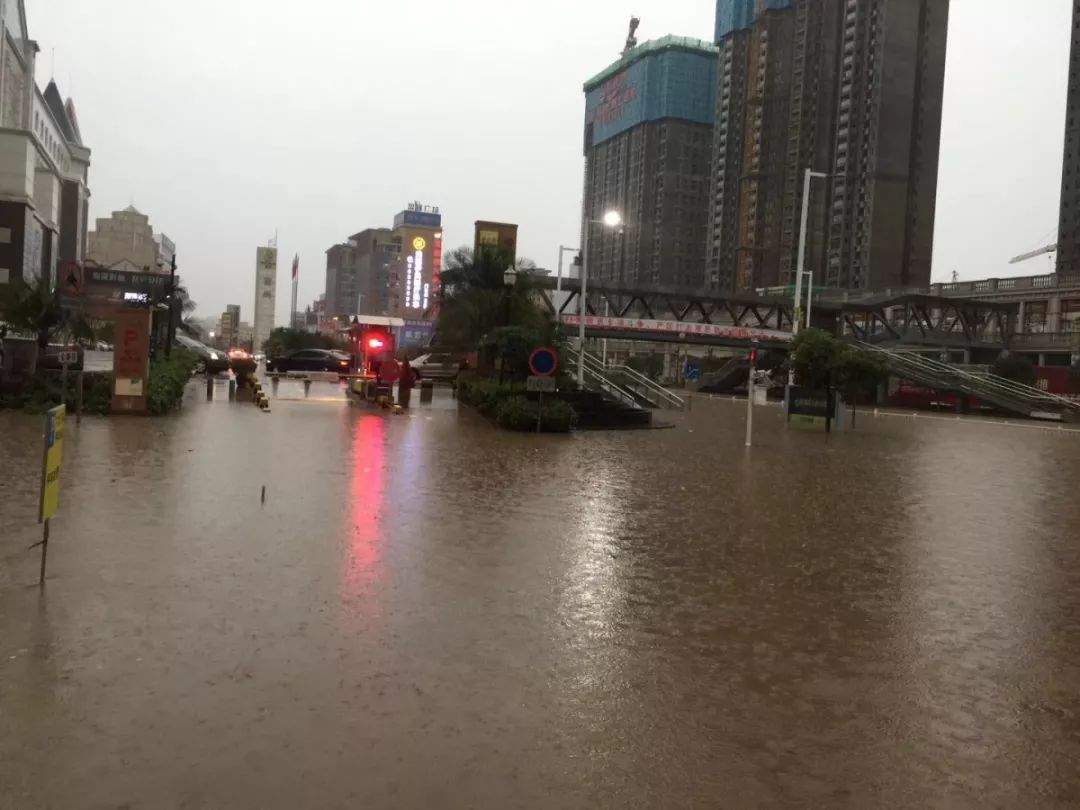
top-left (561, 314), bottom-right (792, 343)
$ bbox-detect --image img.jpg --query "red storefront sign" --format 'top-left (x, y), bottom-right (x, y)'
top-left (111, 309), bottom-right (151, 413)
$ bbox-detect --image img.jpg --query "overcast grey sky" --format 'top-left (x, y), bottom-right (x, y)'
top-left (27, 0), bottom-right (1072, 321)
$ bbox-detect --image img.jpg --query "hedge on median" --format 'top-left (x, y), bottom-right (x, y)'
top-left (457, 375), bottom-right (576, 433)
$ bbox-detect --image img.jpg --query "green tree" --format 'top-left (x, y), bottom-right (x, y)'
top-left (0, 275), bottom-right (62, 349)
top-left (790, 329), bottom-right (888, 427)
top-left (789, 328), bottom-right (839, 390)
top-left (436, 246), bottom-right (549, 349)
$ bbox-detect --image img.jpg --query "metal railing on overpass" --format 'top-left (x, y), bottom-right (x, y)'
top-left (855, 342), bottom-right (1080, 421)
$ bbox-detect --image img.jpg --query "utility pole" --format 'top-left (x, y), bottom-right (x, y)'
top-left (745, 341), bottom-right (758, 448)
top-left (165, 253), bottom-right (177, 358)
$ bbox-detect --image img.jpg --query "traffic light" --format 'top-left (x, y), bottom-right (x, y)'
top-left (749, 348), bottom-right (758, 367)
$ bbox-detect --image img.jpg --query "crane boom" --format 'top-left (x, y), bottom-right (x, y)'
top-left (1009, 243), bottom-right (1057, 264)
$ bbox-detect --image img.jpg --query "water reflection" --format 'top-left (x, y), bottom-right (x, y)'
top-left (2, 397), bottom-right (1080, 806)
top-left (344, 415), bottom-right (386, 595)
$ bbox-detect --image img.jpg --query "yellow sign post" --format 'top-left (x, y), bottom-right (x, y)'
top-left (35, 404), bottom-right (65, 584)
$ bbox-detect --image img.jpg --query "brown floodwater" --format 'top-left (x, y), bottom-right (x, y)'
top-left (2, 383), bottom-right (1079, 808)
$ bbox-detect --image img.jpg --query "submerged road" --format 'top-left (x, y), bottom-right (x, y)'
top-left (2, 384), bottom-right (1079, 807)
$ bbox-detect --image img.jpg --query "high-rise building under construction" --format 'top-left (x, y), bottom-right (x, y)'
top-left (707, 0), bottom-right (951, 293)
top-left (582, 36), bottom-right (718, 288)
top-left (1057, 1), bottom-right (1080, 274)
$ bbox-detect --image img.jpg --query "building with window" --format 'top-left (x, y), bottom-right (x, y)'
top-left (0, 1), bottom-right (91, 288)
top-left (323, 204), bottom-right (442, 321)
top-left (1057, 1), bottom-right (1080, 274)
top-left (219, 304), bottom-right (240, 346)
top-left (324, 228), bottom-right (397, 319)
top-left (582, 36), bottom-right (718, 289)
top-left (707, 0), bottom-right (950, 293)
top-left (87, 206), bottom-right (175, 273)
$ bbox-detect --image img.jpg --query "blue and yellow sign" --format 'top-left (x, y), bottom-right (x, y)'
top-left (39, 405), bottom-right (65, 522)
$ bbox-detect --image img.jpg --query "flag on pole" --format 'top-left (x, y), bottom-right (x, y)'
top-left (291, 254), bottom-right (299, 280)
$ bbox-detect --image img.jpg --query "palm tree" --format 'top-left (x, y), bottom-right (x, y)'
top-left (0, 275), bottom-right (62, 349)
top-left (436, 247), bottom-right (547, 348)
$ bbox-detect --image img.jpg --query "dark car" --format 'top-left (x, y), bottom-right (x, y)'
top-left (175, 333), bottom-right (230, 373)
top-left (266, 349), bottom-right (352, 374)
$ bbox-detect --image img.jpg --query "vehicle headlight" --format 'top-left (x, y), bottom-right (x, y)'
top-left (209, 352), bottom-right (218, 360)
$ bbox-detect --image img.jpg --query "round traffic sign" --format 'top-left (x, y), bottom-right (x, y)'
top-left (529, 347), bottom-right (558, 377)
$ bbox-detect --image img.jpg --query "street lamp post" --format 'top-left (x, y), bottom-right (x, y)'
top-left (500, 267), bottom-right (518, 382)
top-left (165, 254), bottom-right (177, 358)
top-left (503, 265), bottom-right (518, 327)
top-left (788, 169), bottom-right (829, 394)
top-left (579, 210), bottom-right (622, 387)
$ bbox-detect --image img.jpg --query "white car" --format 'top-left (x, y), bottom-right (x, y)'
top-left (411, 353), bottom-right (463, 381)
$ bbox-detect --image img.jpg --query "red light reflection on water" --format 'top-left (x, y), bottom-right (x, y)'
top-left (344, 415), bottom-right (386, 593)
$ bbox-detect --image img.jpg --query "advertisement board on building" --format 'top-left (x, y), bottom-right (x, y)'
top-left (473, 221), bottom-right (518, 265)
top-left (401, 320), bottom-right (435, 349)
top-left (396, 230), bottom-right (439, 316)
top-left (584, 40), bottom-right (718, 148)
top-left (394, 203), bottom-right (442, 230)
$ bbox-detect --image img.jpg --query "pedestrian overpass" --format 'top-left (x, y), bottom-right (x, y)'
top-left (534, 277), bottom-right (1017, 354)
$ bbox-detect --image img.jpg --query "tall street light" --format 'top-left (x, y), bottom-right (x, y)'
top-left (579, 209), bottom-right (622, 387)
top-left (789, 169), bottom-right (830, 393)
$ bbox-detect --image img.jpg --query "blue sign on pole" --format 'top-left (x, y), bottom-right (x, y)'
top-left (529, 347), bottom-right (558, 377)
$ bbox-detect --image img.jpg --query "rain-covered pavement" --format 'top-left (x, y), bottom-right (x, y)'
top-left (2, 381), bottom-right (1080, 808)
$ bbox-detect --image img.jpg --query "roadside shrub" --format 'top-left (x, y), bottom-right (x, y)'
top-left (494, 395), bottom-right (533, 430)
top-left (147, 349), bottom-right (200, 415)
top-left (0, 370), bottom-right (111, 415)
top-left (457, 375), bottom-right (521, 416)
top-left (539, 398), bottom-right (577, 433)
top-left (494, 395), bottom-right (576, 433)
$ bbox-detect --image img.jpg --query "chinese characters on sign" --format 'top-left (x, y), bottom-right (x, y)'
top-left (39, 405), bottom-right (65, 522)
top-left (111, 308), bottom-right (152, 412)
top-left (561, 314), bottom-right (792, 343)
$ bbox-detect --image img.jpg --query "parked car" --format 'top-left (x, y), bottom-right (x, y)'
top-left (411, 352), bottom-right (463, 381)
top-left (175, 332), bottom-right (230, 373)
top-left (266, 349), bottom-right (352, 374)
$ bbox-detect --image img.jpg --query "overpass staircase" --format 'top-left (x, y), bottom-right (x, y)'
top-left (576, 350), bottom-right (685, 411)
top-left (855, 342), bottom-right (1080, 422)
top-left (696, 356), bottom-right (750, 394)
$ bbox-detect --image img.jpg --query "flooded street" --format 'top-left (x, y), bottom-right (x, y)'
top-left (2, 384), bottom-right (1080, 808)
